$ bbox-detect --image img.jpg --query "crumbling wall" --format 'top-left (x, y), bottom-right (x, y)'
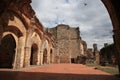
top-left (47, 24), bottom-right (88, 63)
top-left (0, 0), bottom-right (54, 69)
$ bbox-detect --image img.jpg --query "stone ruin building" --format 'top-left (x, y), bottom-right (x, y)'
top-left (0, 0), bottom-right (54, 69)
top-left (85, 44), bottom-right (100, 64)
top-left (0, 0), bottom-right (120, 75)
top-left (0, 0), bottom-right (95, 69)
top-left (46, 24), bottom-right (89, 64)
top-left (0, 0), bottom-right (88, 69)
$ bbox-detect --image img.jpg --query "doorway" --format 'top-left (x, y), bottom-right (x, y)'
top-left (50, 49), bottom-right (53, 63)
top-left (0, 34), bottom-right (16, 68)
top-left (30, 44), bottom-right (38, 65)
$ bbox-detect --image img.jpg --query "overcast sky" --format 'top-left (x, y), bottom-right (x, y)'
top-left (31, 0), bottom-right (113, 50)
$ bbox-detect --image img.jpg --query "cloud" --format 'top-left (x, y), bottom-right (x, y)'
top-left (31, 0), bottom-right (113, 49)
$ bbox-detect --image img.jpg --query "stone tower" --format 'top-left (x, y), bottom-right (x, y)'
top-left (93, 43), bottom-right (100, 64)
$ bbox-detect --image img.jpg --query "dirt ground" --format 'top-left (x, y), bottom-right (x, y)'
top-left (0, 64), bottom-right (119, 80)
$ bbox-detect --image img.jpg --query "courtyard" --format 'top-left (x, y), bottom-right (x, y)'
top-left (0, 64), bottom-right (119, 80)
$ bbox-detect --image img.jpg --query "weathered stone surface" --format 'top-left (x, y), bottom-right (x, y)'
top-left (0, 0), bottom-right (54, 69)
top-left (47, 24), bottom-right (88, 63)
top-left (93, 43), bottom-right (100, 64)
top-left (0, 1), bottom-right (120, 76)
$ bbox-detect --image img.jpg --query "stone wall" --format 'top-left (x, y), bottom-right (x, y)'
top-left (47, 24), bottom-right (87, 63)
top-left (0, 0), bottom-right (54, 69)
top-left (93, 43), bottom-right (100, 64)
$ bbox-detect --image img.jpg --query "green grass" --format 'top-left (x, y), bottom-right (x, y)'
top-left (85, 63), bottom-right (119, 75)
top-left (99, 66), bottom-right (119, 75)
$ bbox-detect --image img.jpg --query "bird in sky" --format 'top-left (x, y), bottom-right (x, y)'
top-left (84, 3), bottom-right (87, 6)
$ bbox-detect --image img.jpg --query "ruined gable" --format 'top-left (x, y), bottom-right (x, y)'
top-left (47, 24), bottom-right (88, 63)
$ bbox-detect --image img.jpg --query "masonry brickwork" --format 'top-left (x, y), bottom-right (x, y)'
top-left (0, 0), bottom-right (54, 69)
top-left (47, 24), bottom-right (88, 63)
top-left (0, 0), bottom-right (120, 75)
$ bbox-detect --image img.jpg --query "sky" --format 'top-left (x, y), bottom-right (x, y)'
top-left (31, 0), bottom-right (113, 50)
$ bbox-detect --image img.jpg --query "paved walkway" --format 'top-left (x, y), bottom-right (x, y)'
top-left (0, 64), bottom-right (119, 80)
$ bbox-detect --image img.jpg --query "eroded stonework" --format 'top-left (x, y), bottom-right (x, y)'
top-left (47, 24), bottom-right (88, 63)
top-left (0, 1), bottom-right (120, 75)
top-left (0, 0), bottom-right (54, 69)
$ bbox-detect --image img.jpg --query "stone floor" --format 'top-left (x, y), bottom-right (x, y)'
top-left (0, 64), bottom-right (119, 80)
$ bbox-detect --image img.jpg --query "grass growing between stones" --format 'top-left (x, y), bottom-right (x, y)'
top-left (85, 63), bottom-right (119, 75)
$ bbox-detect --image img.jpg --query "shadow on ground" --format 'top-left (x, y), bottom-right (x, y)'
top-left (0, 71), bottom-right (119, 80)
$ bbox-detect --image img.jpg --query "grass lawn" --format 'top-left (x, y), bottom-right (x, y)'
top-left (86, 63), bottom-right (119, 75)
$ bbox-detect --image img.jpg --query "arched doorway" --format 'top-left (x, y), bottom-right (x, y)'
top-left (43, 48), bottom-right (47, 64)
top-left (0, 34), bottom-right (16, 68)
top-left (50, 49), bottom-right (53, 63)
top-left (30, 44), bottom-right (38, 65)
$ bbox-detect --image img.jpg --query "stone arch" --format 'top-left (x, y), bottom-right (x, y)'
top-left (10, 10), bottom-right (28, 29)
top-left (31, 32), bottom-right (42, 65)
top-left (41, 39), bottom-right (50, 65)
top-left (8, 16), bottom-right (26, 36)
top-left (0, 10), bottom-right (26, 42)
top-left (2, 26), bottom-right (26, 69)
top-left (101, 0), bottom-right (120, 74)
top-left (0, 10), bottom-right (27, 69)
top-left (43, 48), bottom-right (48, 64)
top-left (30, 43), bottom-right (38, 65)
top-left (34, 29), bottom-right (43, 40)
top-left (2, 32), bottom-right (26, 69)
top-left (2, 32), bottom-right (18, 46)
top-left (102, 0), bottom-right (120, 30)
top-left (5, 26), bottom-right (23, 37)
top-left (0, 34), bottom-right (16, 68)
top-left (0, 10), bottom-right (28, 31)
top-left (24, 31), bottom-right (42, 67)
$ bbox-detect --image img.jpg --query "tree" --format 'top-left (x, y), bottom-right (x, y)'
top-left (100, 43), bottom-right (117, 65)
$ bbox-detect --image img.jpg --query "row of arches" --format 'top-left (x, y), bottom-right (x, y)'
top-left (0, 32), bottom-right (53, 69)
top-left (30, 43), bottom-right (53, 65)
top-left (0, 10), bottom-right (54, 69)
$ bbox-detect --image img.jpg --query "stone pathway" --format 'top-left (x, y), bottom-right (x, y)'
top-left (0, 64), bottom-right (119, 80)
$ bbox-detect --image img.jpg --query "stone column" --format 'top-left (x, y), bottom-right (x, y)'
top-left (93, 43), bottom-right (100, 64)
top-left (52, 49), bottom-right (55, 64)
top-left (15, 37), bottom-right (25, 69)
top-left (50, 50), bottom-right (53, 64)
top-left (113, 30), bottom-right (120, 76)
top-left (39, 50), bottom-right (43, 65)
top-left (24, 47), bottom-right (31, 67)
top-left (23, 15), bottom-right (36, 67)
top-left (46, 48), bottom-right (49, 64)
top-left (36, 48), bottom-right (40, 65)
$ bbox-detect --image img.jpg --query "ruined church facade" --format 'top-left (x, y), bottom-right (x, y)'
top-left (47, 24), bottom-right (88, 63)
top-left (0, 0), bottom-right (54, 69)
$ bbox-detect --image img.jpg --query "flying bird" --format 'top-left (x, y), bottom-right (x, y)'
top-left (84, 3), bottom-right (87, 6)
